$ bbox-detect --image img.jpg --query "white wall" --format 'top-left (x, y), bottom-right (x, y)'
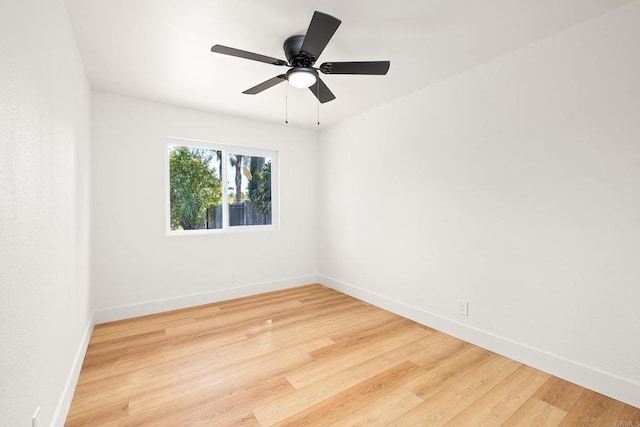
top-left (0, 0), bottom-right (92, 426)
top-left (91, 93), bottom-right (318, 320)
top-left (318, 1), bottom-right (640, 407)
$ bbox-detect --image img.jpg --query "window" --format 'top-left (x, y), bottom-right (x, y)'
top-left (167, 139), bottom-right (277, 234)
top-left (227, 153), bottom-right (273, 226)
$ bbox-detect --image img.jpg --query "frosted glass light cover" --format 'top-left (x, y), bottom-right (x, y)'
top-left (287, 69), bottom-right (317, 88)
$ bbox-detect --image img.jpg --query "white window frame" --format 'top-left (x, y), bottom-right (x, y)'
top-left (165, 137), bottom-right (279, 236)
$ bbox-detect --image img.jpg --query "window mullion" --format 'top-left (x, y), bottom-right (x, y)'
top-left (221, 149), bottom-right (228, 230)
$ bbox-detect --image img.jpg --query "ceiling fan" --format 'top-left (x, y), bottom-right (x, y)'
top-left (210, 11), bottom-right (390, 104)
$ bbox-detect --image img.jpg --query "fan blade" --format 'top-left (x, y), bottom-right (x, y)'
top-left (211, 45), bottom-right (288, 66)
top-left (320, 61), bottom-right (390, 75)
top-left (243, 75), bottom-right (286, 95)
top-left (309, 77), bottom-right (336, 103)
top-left (300, 11), bottom-right (341, 61)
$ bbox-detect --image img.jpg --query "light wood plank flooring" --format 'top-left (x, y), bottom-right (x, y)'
top-left (66, 284), bottom-right (640, 426)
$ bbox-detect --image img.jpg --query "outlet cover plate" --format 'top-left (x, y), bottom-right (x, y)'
top-left (458, 300), bottom-right (469, 316)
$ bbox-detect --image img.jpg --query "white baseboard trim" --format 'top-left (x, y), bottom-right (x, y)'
top-left (319, 274), bottom-right (640, 409)
top-left (93, 274), bottom-right (319, 324)
top-left (52, 312), bottom-right (95, 427)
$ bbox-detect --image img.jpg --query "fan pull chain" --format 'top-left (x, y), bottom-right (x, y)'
top-left (316, 79), bottom-right (320, 126)
top-left (285, 82), bottom-right (289, 124)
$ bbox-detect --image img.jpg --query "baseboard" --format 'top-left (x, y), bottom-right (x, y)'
top-left (51, 312), bottom-right (95, 427)
top-left (93, 274), bottom-right (319, 324)
top-left (319, 274), bottom-right (640, 409)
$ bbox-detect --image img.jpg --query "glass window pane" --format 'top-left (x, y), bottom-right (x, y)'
top-left (169, 145), bottom-right (223, 230)
top-left (227, 154), bottom-right (272, 226)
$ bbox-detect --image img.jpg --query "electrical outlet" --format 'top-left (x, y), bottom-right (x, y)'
top-left (32, 406), bottom-right (40, 427)
top-left (230, 272), bottom-right (237, 283)
top-left (458, 300), bottom-right (469, 316)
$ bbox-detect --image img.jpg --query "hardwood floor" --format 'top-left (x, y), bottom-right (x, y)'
top-left (66, 284), bottom-right (640, 426)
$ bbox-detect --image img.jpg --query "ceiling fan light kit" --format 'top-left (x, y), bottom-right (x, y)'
top-left (210, 10), bottom-right (390, 108)
top-left (287, 67), bottom-right (318, 89)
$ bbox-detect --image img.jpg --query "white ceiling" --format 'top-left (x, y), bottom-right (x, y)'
top-left (64, 0), bottom-right (633, 130)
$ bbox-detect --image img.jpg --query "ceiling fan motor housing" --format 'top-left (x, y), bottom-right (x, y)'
top-left (283, 35), bottom-right (314, 66)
